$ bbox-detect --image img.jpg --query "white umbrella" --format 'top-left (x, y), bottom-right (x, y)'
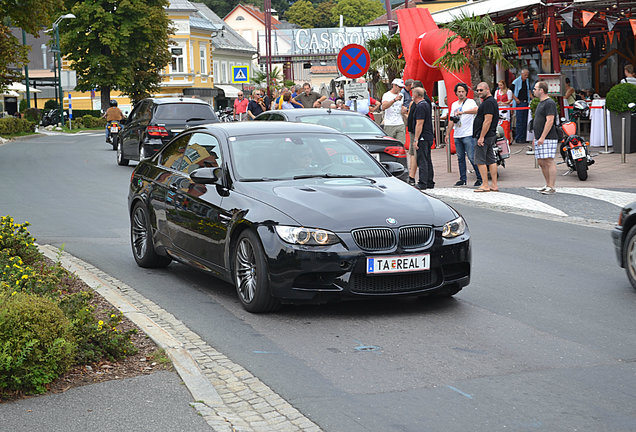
top-left (0, 90), bottom-right (20, 97)
top-left (7, 82), bottom-right (41, 93)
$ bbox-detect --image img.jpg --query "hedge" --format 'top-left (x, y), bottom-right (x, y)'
top-left (0, 118), bottom-right (36, 135)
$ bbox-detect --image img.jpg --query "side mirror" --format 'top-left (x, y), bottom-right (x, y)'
top-left (190, 167), bottom-right (222, 184)
top-left (381, 161), bottom-right (406, 177)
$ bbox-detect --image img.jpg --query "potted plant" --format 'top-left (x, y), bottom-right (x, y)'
top-left (606, 83), bottom-right (636, 153)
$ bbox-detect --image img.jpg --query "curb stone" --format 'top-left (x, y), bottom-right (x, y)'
top-left (38, 244), bottom-right (322, 432)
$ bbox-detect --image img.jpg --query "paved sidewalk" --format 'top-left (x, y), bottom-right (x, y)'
top-left (428, 143), bottom-right (635, 189)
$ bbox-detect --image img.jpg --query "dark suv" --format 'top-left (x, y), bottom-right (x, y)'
top-left (116, 97), bottom-right (218, 166)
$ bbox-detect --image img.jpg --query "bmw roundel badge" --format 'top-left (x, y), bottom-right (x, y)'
top-left (386, 217), bottom-right (397, 225)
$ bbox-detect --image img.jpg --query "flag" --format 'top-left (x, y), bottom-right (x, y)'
top-left (518, 47), bottom-right (522, 58)
top-left (608, 31), bottom-right (615, 44)
top-left (561, 11), bottom-right (574, 27)
top-left (538, 43), bottom-right (544, 56)
top-left (607, 16), bottom-right (618, 31)
top-left (582, 36), bottom-right (590, 49)
top-left (556, 20), bottom-right (562, 32)
top-left (545, 17), bottom-right (551, 34)
top-left (516, 11), bottom-right (525, 24)
top-left (631, 19), bottom-right (636, 37)
top-left (582, 10), bottom-right (596, 27)
top-left (560, 40), bottom-right (566, 52)
top-left (513, 28), bottom-right (519, 40)
top-left (533, 20), bottom-right (539, 33)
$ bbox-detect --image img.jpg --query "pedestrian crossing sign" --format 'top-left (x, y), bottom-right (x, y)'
top-left (231, 66), bottom-right (250, 84)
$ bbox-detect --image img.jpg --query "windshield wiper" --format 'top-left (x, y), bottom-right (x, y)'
top-left (240, 177), bottom-right (285, 182)
top-left (293, 173), bottom-right (376, 183)
top-left (185, 117), bottom-right (207, 122)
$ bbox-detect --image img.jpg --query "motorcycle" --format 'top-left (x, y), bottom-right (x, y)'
top-left (216, 107), bottom-right (235, 123)
top-left (106, 120), bottom-right (123, 150)
top-left (495, 123), bottom-right (510, 168)
top-left (558, 100), bottom-right (594, 181)
top-left (40, 109), bottom-right (68, 127)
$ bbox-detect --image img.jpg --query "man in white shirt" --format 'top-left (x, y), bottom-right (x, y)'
top-left (445, 82), bottom-right (483, 187)
top-left (621, 64), bottom-right (636, 85)
top-left (381, 78), bottom-right (406, 153)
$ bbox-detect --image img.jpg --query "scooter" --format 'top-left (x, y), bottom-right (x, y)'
top-left (495, 123), bottom-right (510, 168)
top-left (106, 120), bottom-right (122, 150)
top-left (216, 107), bottom-right (235, 123)
top-left (558, 100), bottom-right (594, 181)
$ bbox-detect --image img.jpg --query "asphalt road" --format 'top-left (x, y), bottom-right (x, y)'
top-left (2, 133), bottom-right (635, 431)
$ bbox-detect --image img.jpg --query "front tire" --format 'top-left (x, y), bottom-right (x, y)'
top-left (575, 159), bottom-right (588, 180)
top-left (233, 230), bottom-right (280, 313)
top-left (117, 139), bottom-right (129, 166)
top-left (623, 225), bottom-right (636, 290)
top-left (130, 203), bottom-right (171, 268)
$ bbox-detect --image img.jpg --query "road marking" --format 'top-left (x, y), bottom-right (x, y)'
top-left (425, 188), bottom-right (568, 217)
top-left (447, 385), bottom-right (473, 399)
top-left (548, 187), bottom-right (636, 207)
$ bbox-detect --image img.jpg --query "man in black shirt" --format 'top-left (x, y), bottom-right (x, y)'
top-left (531, 81), bottom-right (559, 195)
top-left (412, 87), bottom-right (435, 190)
top-left (247, 90), bottom-right (267, 119)
top-left (473, 82), bottom-right (499, 192)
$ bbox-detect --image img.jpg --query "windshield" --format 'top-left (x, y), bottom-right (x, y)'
top-left (229, 133), bottom-right (387, 181)
top-left (154, 104), bottom-right (216, 121)
top-left (296, 114), bottom-right (384, 135)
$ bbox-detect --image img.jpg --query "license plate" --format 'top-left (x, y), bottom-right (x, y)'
top-left (110, 126), bottom-right (119, 132)
top-left (367, 254), bottom-right (430, 274)
top-left (571, 147), bottom-right (586, 159)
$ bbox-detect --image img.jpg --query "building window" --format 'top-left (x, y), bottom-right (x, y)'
top-left (200, 47), bottom-right (207, 75)
top-left (221, 62), bottom-right (227, 83)
top-left (171, 47), bottom-right (184, 73)
top-left (236, 15), bottom-right (245, 20)
top-left (213, 61), bottom-right (219, 81)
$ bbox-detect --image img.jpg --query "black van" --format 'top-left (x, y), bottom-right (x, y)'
top-left (116, 97), bottom-right (218, 166)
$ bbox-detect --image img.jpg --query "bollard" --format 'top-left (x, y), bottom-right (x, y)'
top-left (600, 104), bottom-right (613, 154)
top-left (622, 116), bottom-right (626, 163)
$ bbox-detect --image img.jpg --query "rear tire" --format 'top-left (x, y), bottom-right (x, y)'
top-left (117, 139), bottom-right (129, 166)
top-left (111, 134), bottom-right (118, 150)
top-left (130, 203), bottom-right (171, 268)
top-left (623, 225), bottom-right (636, 290)
top-left (575, 159), bottom-right (588, 180)
top-left (233, 230), bottom-right (280, 313)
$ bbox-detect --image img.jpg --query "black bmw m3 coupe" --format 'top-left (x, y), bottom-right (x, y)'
top-left (128, 122), bottom-right (470, 312)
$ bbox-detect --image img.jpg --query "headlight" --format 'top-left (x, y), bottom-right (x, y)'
top-left (442, 216), bottom-right (466, 238)
top-left (275, 226), bottom-right (340, 246)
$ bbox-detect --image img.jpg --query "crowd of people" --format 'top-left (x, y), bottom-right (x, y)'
top-left (227, 63), bottom-right (636, 195)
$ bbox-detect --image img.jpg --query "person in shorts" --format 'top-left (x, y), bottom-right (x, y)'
top-left (531, 81), bottom-right (559, 195)
top-left (473, 82), bottom-right (499, 192)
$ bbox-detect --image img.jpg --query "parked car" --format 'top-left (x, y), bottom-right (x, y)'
top-left (254, 108), bottom-right (408, 179)
top-left (611, 201), bottom-right (636, 289)
top-left (128, 122), bottom-right (471, 313)
top-left (116, 97), bottom-right (218, 166)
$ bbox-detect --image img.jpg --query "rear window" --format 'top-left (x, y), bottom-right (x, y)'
top-left (154, 103), bottom-right (215, 121)
top-left (296, 114), bottom-right (384, 135)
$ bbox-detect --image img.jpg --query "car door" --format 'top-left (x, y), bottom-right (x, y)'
top-left (121, 101), bottom-right (147, 158)
top-left (165, 132), bottom-right (229, 272)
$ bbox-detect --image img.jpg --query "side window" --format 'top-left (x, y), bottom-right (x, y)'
top-left (178, 133), bottom-right (222, 175)
top-left (254, 113), bottom-right (269, 121)
top-left (269, 113), bottom-right (285, 121)
top-left (159, 133), bottom-right (191, 169)
top-left (140, 102), bottom-right (153, 123)
top-left (128, 103), bottom-right (143, 122)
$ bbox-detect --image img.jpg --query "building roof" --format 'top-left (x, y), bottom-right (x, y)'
top-left (167, 0), bottom-right (198, 12)
top-left (190, 15), bottom-right (223, 32)
top-left (367, 0), bottom-right (418, 26)
top-left (224, 3), bottom-right (281, 27)
top-left (431, 0), bottom-right (541, 24)
top-left (192, 3), bottom-right (256, 53)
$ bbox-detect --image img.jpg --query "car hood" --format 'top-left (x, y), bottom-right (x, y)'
top-left (236, 178), bottom-right (458, 231)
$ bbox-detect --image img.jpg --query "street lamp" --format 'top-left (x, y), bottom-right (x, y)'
top-left (52, 13), bottom-right (75, 127)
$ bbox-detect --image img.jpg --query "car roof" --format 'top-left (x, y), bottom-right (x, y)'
top-left (143, 97), bottom-right (210, 105)
top-left (191, 121), bottom-right (342, 137)
top-left (268, 108), bottom-right (370, 120)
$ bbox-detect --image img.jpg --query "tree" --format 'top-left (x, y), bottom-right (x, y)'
top-left (253, 66), bottom-right (282, 90)
top-left (60, 0), bottom-right (173, 108)
top-left (367, 33), bottom-right (404, 84)
top-left (313, 0), bottom-right (336, 27)
top-left (0, 0), bottom-right (63, 89)
top-left (285, 0), bottom-right (315, 28)
top-left (330, 0), bottom-right (384, 27)
top-left (434, 12), bottom-right (516, 91)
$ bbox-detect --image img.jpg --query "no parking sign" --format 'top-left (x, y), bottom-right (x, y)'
top-left (337, 44), bottom-right (370, 79)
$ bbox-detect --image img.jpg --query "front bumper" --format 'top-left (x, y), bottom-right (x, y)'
top-left (257, 225), bottom-right (471, 303)
top-left (611, 226), bottom-right (624, 268)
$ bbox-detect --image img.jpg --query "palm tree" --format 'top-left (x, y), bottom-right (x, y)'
top-left (434, 12), bottom-right (517, 91)
top-left (366, 33), bottom-right (405, 97)
top-left (252, 66), bottom-right (282, 90)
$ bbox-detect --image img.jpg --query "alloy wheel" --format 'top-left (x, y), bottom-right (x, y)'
top-left (628, 234), bottom-right (636, 282)
top-left (131, 207), bottom-right (148, 259)
top-left (235, 238), bottom-right (257, 303)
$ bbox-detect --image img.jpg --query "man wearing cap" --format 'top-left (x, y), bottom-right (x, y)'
top-left (381, 78), bottom-right (406, 152)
